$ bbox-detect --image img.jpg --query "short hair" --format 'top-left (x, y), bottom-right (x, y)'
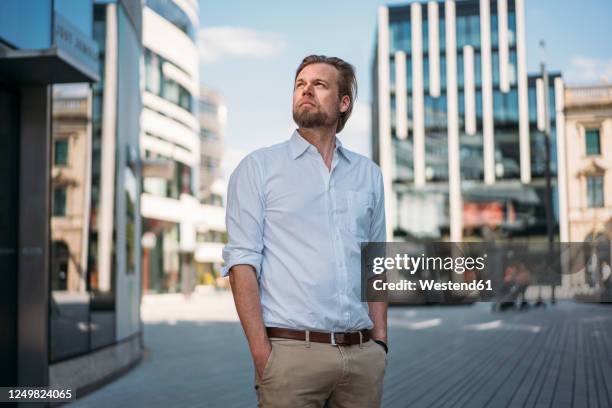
top-left (294, 55), bottom-right (357, 133)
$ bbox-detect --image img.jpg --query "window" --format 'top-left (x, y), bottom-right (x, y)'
top-left (586, 129), bottom-right (601, 155)
top-left (491, 14), bottom-right (498, 47)
top-left (508, 12), bottom-right (516, 45)
top-left (474, 52), bottom-right (481, 86)
top-left (457, 53), bottom-right (464, 87)
top-left (202, 193), bottom-right (224, 207)
top-left (163, 78), bottom-right (180, 105)
top-left (440, 56), bottom-right (446, 88)
top-left (492, 52), bottom-right (500, 86)
top-left (528, 86), bottom-right (537, 122)
top-left (509, 51), bottom-right (517, 85)
top-left (422, 20), bottom-right (428, 53)
top-left (145, 49), bottom-right (161, 94)
top-left (199, 100), bottom-right (217, 115)
top-left (456, 16), bottom-right (467, 48)
top-left (468, 15), bottom-right (480, 47)
top-left (406, 57), bottom-right (412, 91)
top-left (423, 58), bottom-right (429, 91)
top-left (390, 21), bottom-right (410, 53)
top-left (439, 18), bottom-right (445, 51)
top-left (196, 229), bottom-right (227, 243)
top-left (145, 48), bottom-right (194, 112)
top-left (53, 186), bottom-right (67, 216)
top-left (587, 176), bottom-right (604, 208)
top-left (200, 128), bottom-right (218, 141)
top-left (54, 139), bottom-right (69, 166)
top-left (201, 156), bottom-right (219, 172)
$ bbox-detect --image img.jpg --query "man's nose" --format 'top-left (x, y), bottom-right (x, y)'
top-left (302, 83), bottom-right (314, 95)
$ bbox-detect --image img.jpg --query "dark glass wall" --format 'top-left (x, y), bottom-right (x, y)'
top-left (0, 85), bottom-right (19, 386)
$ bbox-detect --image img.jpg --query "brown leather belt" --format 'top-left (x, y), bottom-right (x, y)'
top-left (266, 327), bottom-right (370, 346)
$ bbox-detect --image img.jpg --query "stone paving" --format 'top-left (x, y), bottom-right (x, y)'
top-left (68, 290), bottom-right (612, 408)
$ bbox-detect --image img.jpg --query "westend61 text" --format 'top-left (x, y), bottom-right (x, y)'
top-left (372, 279), bottom-right (493, 292)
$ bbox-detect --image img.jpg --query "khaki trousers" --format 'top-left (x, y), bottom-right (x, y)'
top-left (254, 337), bottom-right (387, 407)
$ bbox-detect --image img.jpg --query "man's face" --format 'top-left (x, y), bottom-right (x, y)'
top-left (292, 63), bottom-right (349, 130)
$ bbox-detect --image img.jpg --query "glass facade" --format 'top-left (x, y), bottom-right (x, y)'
top-left (388, 2), bottom-right (524, 185)
top-left (49, 0), bottom-right (142, 362)
top-left (378, 0), bottom-right (561, 242)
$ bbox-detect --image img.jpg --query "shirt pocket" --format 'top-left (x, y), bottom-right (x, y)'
top-left (345, 190), bottom-right (374, 241)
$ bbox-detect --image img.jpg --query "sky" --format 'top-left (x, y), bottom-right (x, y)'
top-left (197, 0), bottom-right (612, 179)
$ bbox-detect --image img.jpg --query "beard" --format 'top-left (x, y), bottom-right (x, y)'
top-left (293, 104), bottom-right (339, 129)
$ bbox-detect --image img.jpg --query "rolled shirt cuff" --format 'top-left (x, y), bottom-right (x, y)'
top-left (221, 251), bottom-right (262, 278)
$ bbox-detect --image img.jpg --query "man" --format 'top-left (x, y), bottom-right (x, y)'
top-left (222, 55), bottom-right (388, 407)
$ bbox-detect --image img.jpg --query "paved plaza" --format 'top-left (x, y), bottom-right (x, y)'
top-left (68, 290), bottom-right (612, 408)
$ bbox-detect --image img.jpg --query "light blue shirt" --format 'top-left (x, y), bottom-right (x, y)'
top-left (222, 130), bottom-right (386, 332)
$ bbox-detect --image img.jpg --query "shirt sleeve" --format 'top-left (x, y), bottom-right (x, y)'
top-left (221, 154), bottom-right (265, 278)
top-left (369, 168), bottom-right (387, 243)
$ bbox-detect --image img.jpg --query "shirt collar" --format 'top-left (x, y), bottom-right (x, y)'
top-left (289, 130), bottom-right (351, 162)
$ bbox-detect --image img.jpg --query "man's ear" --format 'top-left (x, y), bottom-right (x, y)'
top-left (339, 95), bottom-right (350, 113)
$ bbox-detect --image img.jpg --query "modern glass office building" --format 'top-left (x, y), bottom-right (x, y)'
top-left (0, 0), bottom-right (99, 390)
top-left (0, 0), bottom-right (143, 395)
top-left (140, 0), bottom-right (211, 294)
top-left (372, 0), bottom-right (565, 243)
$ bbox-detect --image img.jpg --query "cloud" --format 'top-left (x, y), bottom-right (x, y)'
top-left (338, 101), bottom-right (372, 159)
top-left (198, 26), bottom-right (286, 64)
top-left (565, 56), bottom-right (612, 84)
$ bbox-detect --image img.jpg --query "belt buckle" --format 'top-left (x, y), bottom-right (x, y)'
top-left (332, 332), bottom-right (348, 346)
